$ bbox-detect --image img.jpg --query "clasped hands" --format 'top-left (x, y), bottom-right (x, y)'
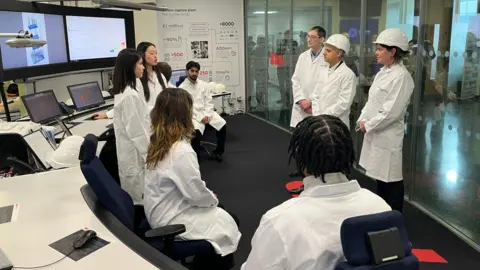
top-left (297, 99), bottom-right (312, 114)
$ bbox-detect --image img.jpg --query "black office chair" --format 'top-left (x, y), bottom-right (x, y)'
top-left (176, 76), bottom-right (188, 87)
top-left (97, 127), bottom-right (120, 185)
top-left (336, 211), bottom-right (419, 270)
top-left (78, 134), bottom-right (225, 268)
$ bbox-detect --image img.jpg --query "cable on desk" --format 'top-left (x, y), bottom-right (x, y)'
top-left (12, 249), bottom-right (75, 269)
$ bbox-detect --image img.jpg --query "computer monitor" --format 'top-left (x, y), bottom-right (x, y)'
top-left (67, 81), bottom-right (105, 111)
top-left (21, 90), bottom-right (62, 124)
top-left (170, 69), bottom-right (188, 87)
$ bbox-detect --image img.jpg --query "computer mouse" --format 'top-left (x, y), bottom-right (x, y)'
top-left (73, 230), bottom-right (97, 249)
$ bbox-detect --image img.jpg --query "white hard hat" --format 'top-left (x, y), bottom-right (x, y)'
top-left (49, 135), bottom-right (84, 169)
top-left (373, 28), bottom-right (409, 51)
top-left (325, 34), bottom-right (350, 55)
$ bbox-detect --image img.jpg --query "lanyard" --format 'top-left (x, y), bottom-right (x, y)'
top-left (333, 61), bottom-right (344, 72)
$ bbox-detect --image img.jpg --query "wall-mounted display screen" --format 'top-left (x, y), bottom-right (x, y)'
top-left (0, 11), bottom-right (68, 69)
top-left (66, 16), bottom-right (126, 61)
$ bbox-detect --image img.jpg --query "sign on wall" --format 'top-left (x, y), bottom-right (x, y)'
top-left (157, 0), bottom-right (245, 108)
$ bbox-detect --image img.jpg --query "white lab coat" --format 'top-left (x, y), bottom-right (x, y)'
top-left (290, 48), bottom-right (328, 128)
top-left (144, 140), bottom-right (241, 256)
top-left (138, 72), bottom-right (168, 109)
top-left (179, 79), bottom-right (226, 134)
top-left (167, 82), bottom-right (176, 88)
top-left (312, 61), bottom-right (357, 128)
top-left (241, 173), bottom-right (391, 270)
top-left (113, 84), bottom-right (151, 204)
top-left (106, 73), bottom-right (168, 118)
top-left (357, 62), bottom-right (414, 182)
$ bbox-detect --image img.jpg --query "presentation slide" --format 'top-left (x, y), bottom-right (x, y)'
top-left (66, 16), bottom-right (126, 61)
top-left (0, 11), bottom-right (68, 69)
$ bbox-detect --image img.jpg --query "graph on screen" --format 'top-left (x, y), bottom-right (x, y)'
top-left (66, 16), bottom-right (126, 61)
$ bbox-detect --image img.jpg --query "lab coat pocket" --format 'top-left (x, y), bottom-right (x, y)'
top-left (367, 146), bottom-right (391, 181)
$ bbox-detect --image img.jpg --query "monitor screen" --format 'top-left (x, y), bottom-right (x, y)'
top-left (67, 81), bottom-right (105, 111)
top-left (21, 90), bottom-right (62, 124)
top-left (0, 11), bottom-right (68, 69)
top-left (170, 69), bottom-right (187, 87)
top-left (66, 16), bottom-right (126, 61)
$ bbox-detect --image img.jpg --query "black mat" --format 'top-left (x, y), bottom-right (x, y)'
top-left (199, 114), bottom-right (480, 270)
top-left (49, 230), bottom-right (109, 261)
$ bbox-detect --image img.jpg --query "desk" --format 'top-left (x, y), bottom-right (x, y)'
top-left (17, 99), bottom-right (114, 123)
top-left (0, 167), bottom-right (157, 269)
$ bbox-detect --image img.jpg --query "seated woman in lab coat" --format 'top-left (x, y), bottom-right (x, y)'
top-left (112, 48), bottom-right (151, 204)
top-left (242, 115), bottom-right (391, 270)
top-left (144, 88), bottom-right (241, 263)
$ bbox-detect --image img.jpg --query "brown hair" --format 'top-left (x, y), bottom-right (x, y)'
top-left (146, 88), bottom-right (194, 169)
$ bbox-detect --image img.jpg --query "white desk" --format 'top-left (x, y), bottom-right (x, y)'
top-left (68, 118), bottom-right (112, 138)
top-left (0, 167), bottom-right (158, 269)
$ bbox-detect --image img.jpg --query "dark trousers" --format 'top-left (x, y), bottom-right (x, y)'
top-left (377, 180), bottom-right (404, 213)
top-left (191, 124), bottom-right (227, 155)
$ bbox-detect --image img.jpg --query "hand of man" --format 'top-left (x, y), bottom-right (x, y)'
top-left (305, 107), bottom-right (312, 114)
top-left (299, 99), bottom-right (312, 112)
top-left (92, 112), bottom-right (108, 120)
top-left (358, 121), bottom-right (366, 133)
top-left (201, 116), bottom-right (210, 124)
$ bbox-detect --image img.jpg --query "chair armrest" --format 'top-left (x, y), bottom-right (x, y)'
top-left (145, 224), bottom-right (186, 239)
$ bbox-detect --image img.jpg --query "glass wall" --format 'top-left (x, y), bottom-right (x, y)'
top-left (245, 0), bottom-right (480, 247)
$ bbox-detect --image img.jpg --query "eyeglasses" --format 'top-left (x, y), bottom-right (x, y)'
top-left (307, 35), bottom-right (320, 40)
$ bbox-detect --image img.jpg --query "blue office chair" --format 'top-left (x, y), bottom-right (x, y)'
top-left (78, 134), bottom-right (215, 263)
top-left (336, 211), bottom-right (419, 270)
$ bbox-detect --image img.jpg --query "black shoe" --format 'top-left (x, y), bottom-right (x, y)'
top-left (211, 151), bottom-right (223, 162)
top-left (289, 170), bottom-right (302, 177)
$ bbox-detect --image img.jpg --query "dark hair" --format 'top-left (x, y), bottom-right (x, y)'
top-left (378, 44), bottom-right (409, 62)
top-left (186, 61), bottom-right (201, 70)
top-left (310, 26), bottom-right (326, 39)
top-left (136, 42), bottom-right (166, 102)
top-left (146, 88), bottom-right (194, 169)
top-left (288, 115), bottom-right (355, 182)
top-left (112, 48), bottom-right (142, 95)
top-left (156, 62), bottom-right (173, 81)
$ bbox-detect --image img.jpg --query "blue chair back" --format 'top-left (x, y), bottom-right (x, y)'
top-left (336, 210), bottom-right (419, 270)
top-left (79, 134), bottom-right (136, 231)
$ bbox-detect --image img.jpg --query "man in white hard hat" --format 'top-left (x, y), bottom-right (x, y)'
top-left (312, 34), bottom-right (357, 128)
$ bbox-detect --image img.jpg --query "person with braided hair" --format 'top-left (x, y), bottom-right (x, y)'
top-left (242, 115), bottom-right (391, 270)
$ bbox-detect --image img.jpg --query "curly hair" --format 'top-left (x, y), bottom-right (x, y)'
top-left (146, 88), bottom-right (194, 169)
top-left (288, 115), bottom-right (355, 182)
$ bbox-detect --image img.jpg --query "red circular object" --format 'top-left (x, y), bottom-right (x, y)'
top-left (286, 181), bottom-right (303, 191)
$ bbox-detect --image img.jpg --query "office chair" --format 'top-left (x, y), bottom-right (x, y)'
top-left (336, 210), bottom-right (419, 270)
top-left (78, 134), bottom-right (224, 267)
top-left (97, 127), bottom-right (120, 185)
top-left (176, 76), bottom-right (187, 87)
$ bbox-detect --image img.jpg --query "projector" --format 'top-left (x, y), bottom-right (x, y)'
top-left (5, 38), bottom-right (47, 48)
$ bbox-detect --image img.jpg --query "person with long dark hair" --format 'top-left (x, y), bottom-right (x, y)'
top-left (242, 115), bottom-right (390, 269)
top-left (91, 42), bottom-right (167, 119)
top-left (112, 48), bottom-right (151, 204)
top-left (357, 28), bottom-right (414, 213)
top-left (144, 88), bottom-right (240, 267)
top-left (136, 42), bottom-right (167, 108)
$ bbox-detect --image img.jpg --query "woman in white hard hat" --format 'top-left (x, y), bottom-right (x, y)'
top-left (356, 28), bottom-right (414, 212)
top-left (312, 33), bottom-right (357, 128)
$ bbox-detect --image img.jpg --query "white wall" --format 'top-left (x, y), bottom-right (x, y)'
top-left (25, 72), bottom-right (104, 103)
top-left (157, 0), bottom-right (246, 114)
